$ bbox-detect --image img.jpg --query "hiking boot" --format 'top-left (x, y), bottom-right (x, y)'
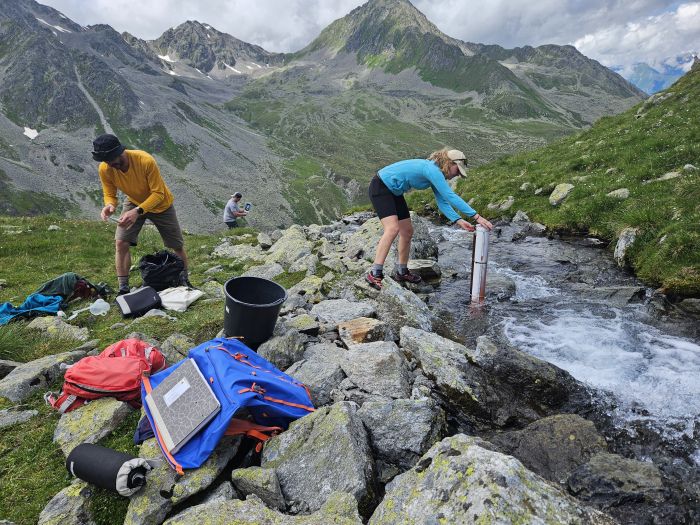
top-left (365, 271), bottom-right (384, 290)
top-left (392, 270), bottom-right (422, 284)
top-left (117, 286), bottom-right (130, 296)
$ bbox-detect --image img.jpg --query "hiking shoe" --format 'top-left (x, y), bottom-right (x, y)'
top-left (393, 270), bottom-right (422, 284)
top-left (117, 286), bottom-right (130, 296)
top-left (365, 271), bottom-right (384, 290)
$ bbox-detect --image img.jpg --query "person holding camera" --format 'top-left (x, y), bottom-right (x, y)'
top-left (223, 192), bottom-right (248, 228)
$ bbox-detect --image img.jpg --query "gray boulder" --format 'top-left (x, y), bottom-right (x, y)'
top-left (262, 402), bottom-right (377, 517)
top-left (549, 183), bottom-right (575, 206)
top-left (231, 466), bottom-right (286, 511)
top-left (257, 332), bottom-right (306, 371)
top-left (357, 398), bottom-right (445, 483)
top-left (54, 398), bottom-right (133, 456)
top-left (369, 434), bottom-right (616, 525)
top-left (242, 262), bottom-right (285, 280)
top-left (372, 277), bottom-right (433, 340)
top-left (568, 452), bottom-right (666, 507)
top-left (266, 225), bottom-right (313, 267)
top-left (125, 437), bottom-right (242, 525)
top-left (614, 227), bottom-right (638, 267)
top-left (310, 299), bottom-right (375, 326)
top-left (285, 359), bottom-right (345, 407)
top-left (0, 358), bottom-right (21, 380)
top-left (0, 350), bottom-right (87, 402)
top-left (38, 480), bottom-right (95, 525)
top-left (489, 414), bottom-right (608, 484)
top-left (159, 333), bottom-right (194, 364)
top-left (163, 492), bottom-right (362, 525)
top-left (338, 342), bottom-right (412, 403)
top-left (0, 407), bottom-right (38, 429)
top-left (27, 317), bottom-right (89, 341)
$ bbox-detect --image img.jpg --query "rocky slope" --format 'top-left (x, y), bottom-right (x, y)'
top-left (0, 0), bottom-right (644, 229)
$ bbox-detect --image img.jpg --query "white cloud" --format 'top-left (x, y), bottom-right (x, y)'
top-left (38, 0), bottom-right (698, 72)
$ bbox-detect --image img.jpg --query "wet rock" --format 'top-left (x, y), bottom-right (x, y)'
top-left (549, 183), bottom-right (575, 206)
top-left (54, 398), bottom-right (133, 456)
top-left (38, 480), bottom-right (95, 525)
top-left (160, 333), bottom-right (194, 364)
top-left (310, 299), bottom-right (375, 326)
top-left (339, 342), bottom-right (412, 402)
top-left (372, 277), bottom-right (433, 340)
top-left (369, 434), bottom-right (615, 525)
top-left (27, 317), bottom-right (89, 341)
top-left (486, 272), bottom-right (517, 301)
top-left (568, 452), bottom-right (665, 507)
top-left (286, 359), bottom-right (345, 407)
top-left (0, 350), bottom-right (87, 402)
top-left (677, 298), bottom-right (700, 316)
top-left (266, 225), bottom-right (313, 267)
top-left (287, 314), bottom-right (320, 336)
top-left (607, 188), bottom-right (630, 199)
top-left (357, 397), bottom-right (445, 483)
top-left (262, 402), bottom-right (377, 517)
top-left (0, 358), bottom-right (21, 380)
top-left (0, 407), bottom-right (38, 429)
top-left (163, 492), bottom-right (362, 524)
top-left (125, 436), bottom-right (242, 525)
top-left (231, 466), bottom-right (286, 511)
top-left (338, 317), bottom-right (386, 346)
top-left (489, 414), bottom-right (608, 484)
top-left (614, 227), bottom-right (639, 267)
top-left (579, 285), bottom-right (647, 305)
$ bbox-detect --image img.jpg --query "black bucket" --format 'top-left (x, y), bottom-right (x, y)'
top-left (224, 276), bottom-right (287, 347)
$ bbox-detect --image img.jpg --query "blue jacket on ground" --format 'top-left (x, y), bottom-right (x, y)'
top-left (378, 159), bottom-right (476, 222)
top-left (0, 293), bottom-right (63, 326)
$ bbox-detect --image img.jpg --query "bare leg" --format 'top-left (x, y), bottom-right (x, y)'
top-left (115, 239), bottom-right (132, 280)
top-left (173, 247), bottom-right (189, 269)
top-left (397, 217), bottom-right (414, 266)
top-left (373, 215), bottom-right (400, 266)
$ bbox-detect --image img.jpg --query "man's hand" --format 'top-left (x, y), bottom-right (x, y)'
top-left (117, 208), bottom-right (139, 228)
top-left (455, 219), bottom-right (475, 232)
top-left (101, 204), bottom-right (115, 221)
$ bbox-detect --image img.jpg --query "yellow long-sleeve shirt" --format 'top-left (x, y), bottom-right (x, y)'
top-left (98, 150), bottom-right (174, 214)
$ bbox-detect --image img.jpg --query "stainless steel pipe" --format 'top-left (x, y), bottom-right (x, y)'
top-left (470, 225), bottom-right (490, 303)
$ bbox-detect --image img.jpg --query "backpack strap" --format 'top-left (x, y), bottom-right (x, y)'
top-left (224, 418), bottom-right (283, 453)
top-left (44, 391), bottom-right (83, 414)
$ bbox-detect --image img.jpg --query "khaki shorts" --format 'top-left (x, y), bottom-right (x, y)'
top-left (115, 200), bottom-right (184, 250)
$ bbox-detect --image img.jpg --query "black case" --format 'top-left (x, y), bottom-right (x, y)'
top-left (115, 286), bottom-right (162, 318)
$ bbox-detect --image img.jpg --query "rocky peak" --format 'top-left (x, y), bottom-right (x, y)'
top-left (153, 20), bottom-right (283, 73)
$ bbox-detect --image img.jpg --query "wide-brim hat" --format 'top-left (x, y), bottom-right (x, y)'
top-left (447, 149), bottom-right (468, 177)
top-left (92, 134), bottom-right (125, 162)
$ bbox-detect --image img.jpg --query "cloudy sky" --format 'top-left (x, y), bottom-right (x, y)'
top-left (41, 0), bottom-right (699, 73)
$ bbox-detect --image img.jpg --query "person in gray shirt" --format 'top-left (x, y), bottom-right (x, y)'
top-left (223, 192), bottom-right (248, 228)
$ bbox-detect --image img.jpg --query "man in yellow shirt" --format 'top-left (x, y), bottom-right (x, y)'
top-left (92, 134), bottom-right (189, 295)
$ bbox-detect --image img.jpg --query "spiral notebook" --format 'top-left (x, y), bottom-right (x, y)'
top-left (145, 358), bottom-right (221, 454)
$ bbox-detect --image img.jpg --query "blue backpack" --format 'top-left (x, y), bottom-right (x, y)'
top-left (141, 337), bottom-right (315, 474)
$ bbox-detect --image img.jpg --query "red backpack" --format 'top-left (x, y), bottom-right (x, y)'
top-left (45, 339), bottom-right (167, 413)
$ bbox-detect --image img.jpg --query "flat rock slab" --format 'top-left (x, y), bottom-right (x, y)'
top-left (338, 317), bottom-right (386, 346)
top-left (341, 342), bottom-right (412, 401)
top-left (38, 480), bottom-right (95, 525)
top-left (0, 350), bottom-right (87, 402)
top-left (54, 397), bottom-right (133, 456)
top-left (310, 299), bottom-right (375, 325)
top-left (0, 407), bottom-right (38, 429)
top-left (369, 434), bottom-right (616, 525)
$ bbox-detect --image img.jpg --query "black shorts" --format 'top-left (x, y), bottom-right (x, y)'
top-left (368, 175), bottom-right (410, 220)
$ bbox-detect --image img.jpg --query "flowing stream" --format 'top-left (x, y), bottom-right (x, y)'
top-left (428, 221), bottom-right (700, 460)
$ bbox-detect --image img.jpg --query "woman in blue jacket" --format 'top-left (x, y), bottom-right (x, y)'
top-left (366, 148), bottom-right (493, 289)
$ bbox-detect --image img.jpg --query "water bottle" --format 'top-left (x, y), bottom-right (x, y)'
top-left (89, 298), bottom-right (110, 316)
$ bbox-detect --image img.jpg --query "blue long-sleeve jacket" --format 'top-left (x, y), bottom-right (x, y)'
top-left (378, 159), bottom-right (476, 222)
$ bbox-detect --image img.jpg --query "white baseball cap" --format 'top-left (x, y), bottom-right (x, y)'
top-left (447, 150), bottom-right (468, 177)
